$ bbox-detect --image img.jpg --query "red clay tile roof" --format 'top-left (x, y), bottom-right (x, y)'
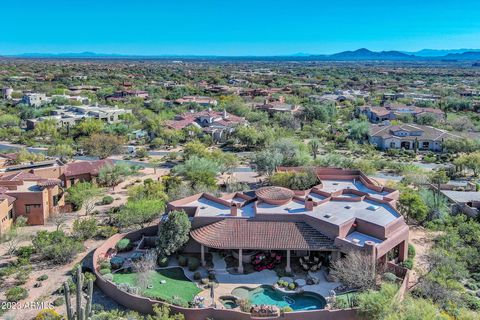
top-left (0, 171), bottom-right (43, 181)
top-left (190, 219), bottom-right (335, 250)
top-left (64, 159), bottom-right (114, 177)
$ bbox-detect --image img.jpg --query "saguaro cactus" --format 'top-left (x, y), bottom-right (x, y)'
top-left (63, 265), bottom-right (93, 320)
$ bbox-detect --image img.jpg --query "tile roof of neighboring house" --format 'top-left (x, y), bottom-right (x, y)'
top-left (191, 219), bottom-right (336, 250)
top-left (369, 124), bottom-right (463, 141)
top-left (165, 110), bottom-right (245, 130)
top-left (0, 171), bottom-right (43, 181)
top-left (64, 159), bottom-right (114, 177)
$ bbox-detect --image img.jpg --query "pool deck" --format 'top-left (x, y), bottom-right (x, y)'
top-left (197, 253), bottom-right (340, 308)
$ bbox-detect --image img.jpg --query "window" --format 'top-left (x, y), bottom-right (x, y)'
top-left (25, 204), bottom-right (41, 214)
top-left (7, 209), bottom-right (13, 220)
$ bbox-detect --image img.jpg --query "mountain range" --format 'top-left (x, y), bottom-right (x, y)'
top-left (4, 48), bottom-right (480, 61)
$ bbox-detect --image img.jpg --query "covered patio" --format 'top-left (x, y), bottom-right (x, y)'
top-left (191, 219), bottom-right (339, 274)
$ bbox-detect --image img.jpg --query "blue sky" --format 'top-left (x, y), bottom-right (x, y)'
top-left (1, 0), bottom-right (480, 56)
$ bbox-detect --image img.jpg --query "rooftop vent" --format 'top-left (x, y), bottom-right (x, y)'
top-left (352, 238), bottom-right (360, 245)
top-left (200, 206), bottom-right (207, 210)
top-left (345, 205), bottom-right (352, 209)
top-left (324, 214), bottom-right (332, 218)
top-left (367, 205), bottom-right (380, 211)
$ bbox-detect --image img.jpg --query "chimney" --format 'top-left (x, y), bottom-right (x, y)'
top-left (305, 197), bottom-right (314, 211)
top-left (231, 202), bottom-right (238, 216)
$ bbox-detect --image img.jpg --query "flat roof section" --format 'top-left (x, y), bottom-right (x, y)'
top-left (186, 196), bottom-right (255, 218)
top-left (320, 179), bottom-right (389, 199)
top-left (344, 231), bottom-right (383, 247)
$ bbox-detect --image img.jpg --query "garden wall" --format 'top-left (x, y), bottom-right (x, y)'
top-left (93, 229), bottom-right (410, 320)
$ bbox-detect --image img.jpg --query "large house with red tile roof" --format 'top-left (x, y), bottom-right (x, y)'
top-left (165, 110), bottom-right (247, 142)
top-left (167, 168), bottom-right (408, 274)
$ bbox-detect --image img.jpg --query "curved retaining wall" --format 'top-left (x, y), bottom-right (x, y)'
top-left (93, 229), bottom-right (408, 320)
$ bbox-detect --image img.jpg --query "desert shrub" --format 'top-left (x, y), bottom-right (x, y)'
top-left (463, 293), bottom-right (480, 310)
top-left (238, 299), bottom-right (252, 312)
top-left (52, 297), bottom-right (64, 306)
top-left (288, 282), bottom-right (296, 290)
top-left (382, 272), bottom-right (397, 283)
top-left (333, 298), bottom-right (350, 309)
top-left (101, 195), bottom-right (114, 205)
top-left (269, 168), bottom-right (320, 190)
top-left (157, 256), bottom-right (169, 267)
top-left (188, 257), bottom-right (200, 271)
top-left (34, 309), bottom-right (62, 320)
top-left (16, 245), bottom-right (35, 259)
top-left (100, 261), bottom-right (111, 270)
top-left (32, 231), bottom-right (83, 265)
top-left (99, 268), bottom-right (111, 275)
top-left (401, 259), bottom-right (413, 270)
top-left (281, 306), bottom-right (293, 313)
top-left (116, 239), bottom-right (132, 252)
top-left (408, 244), bottom-right (416, 259)
top-left (72, 218), bottom-right (98, 240)
top-left (466, 282), bottom-right (479, 291)
top-left (6, 286), bottom-right (28, 302)
top-left (178, 255), bottom-right (188, 267)
top-left (110, 257), bottom-right (125, 269)
top-left (193, 272), bottom-right (201, 280)
top-left (96, 226), bottom-right (119, 239)
top-left (37, 274), bottom-right (49, 281)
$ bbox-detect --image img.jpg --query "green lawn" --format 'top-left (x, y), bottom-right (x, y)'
top-left (113, 267), bottom-right (201, 304)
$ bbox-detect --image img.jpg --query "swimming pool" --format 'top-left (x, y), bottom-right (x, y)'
top-left (231, 285), bottom-right (326, 311)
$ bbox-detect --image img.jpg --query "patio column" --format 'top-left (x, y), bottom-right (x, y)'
top-left (238, 249), bottom-right (244, 274)
top-left (285, 250), bottom-right (291, 273)
top-left (200, 245), bottom-right (206, 267)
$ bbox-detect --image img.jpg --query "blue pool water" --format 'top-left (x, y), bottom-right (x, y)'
top-left (232, 285), bottom-right (326, 311)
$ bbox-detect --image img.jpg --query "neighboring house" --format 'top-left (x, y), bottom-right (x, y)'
top-left (26, 104), bottom-right (132, 129)
top-left (165, 110), bottom-right (247, 141)
top-left (106, 90), bottom-right (149, 102)
top-left (383, 92), bottom-right (440, 102)
top-left (369, 123), bottom-right (462, 151)
top-left (0, 194), bottom-right (14, 237)
top-left (0, 171), bottom-right (65, 226)
top-left (68, 85), bottom-right (101, 95)
top-left (21, 93), bottom-right (49, 107)
top-left (358, 104), bottom-right (445, 123)
top-left (61, 159), bottom-right (114, 188)
top-left (0, 159), bottom-right (113, 231)
top-left (441, 190), bottom-right (480, 218)
top-left (255, 96), bottom-right (302, 114)
top-left (174, 96), bottom-right (218, 107)
top-left (167, 168), bottom-right (408, 273)
top-left (51, 94), bottom-right (90, 104)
